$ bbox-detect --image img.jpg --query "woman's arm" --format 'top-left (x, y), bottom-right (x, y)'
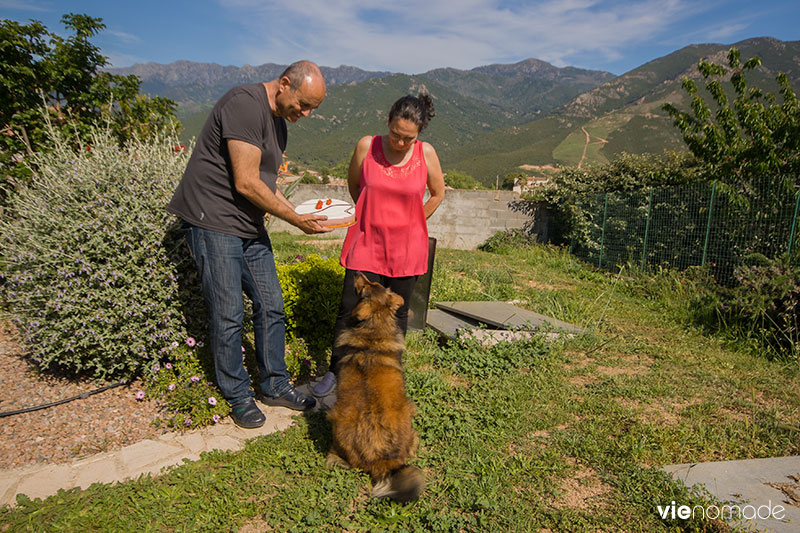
top-left (347, 136), bottom-right (372, 203)
top-left (422, 142), bottom-right (445, 219)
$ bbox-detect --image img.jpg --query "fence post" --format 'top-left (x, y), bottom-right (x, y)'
top-left (599, 193), bottom-right (608, 269)
top-left (788, 186), bottom-right (800, 256)
top-left (701, 181), bottom-right (717, 267)
top-left (641, 189), bottom-right (653, 271)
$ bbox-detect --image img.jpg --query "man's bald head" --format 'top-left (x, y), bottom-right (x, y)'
top-left (281, 60), bottom-right (325, 91)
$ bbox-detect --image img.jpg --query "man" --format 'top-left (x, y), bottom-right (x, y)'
top-left (167, 60), bottom-right (331, 428)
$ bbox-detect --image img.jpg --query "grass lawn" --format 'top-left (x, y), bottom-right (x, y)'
top-left (2, 235), bottom-right (798, 532)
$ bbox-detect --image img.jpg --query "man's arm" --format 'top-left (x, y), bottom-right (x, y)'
top-left (274, 188), bottom-right (296, 212)
top-left (228, 139), bottom-right (331, 234)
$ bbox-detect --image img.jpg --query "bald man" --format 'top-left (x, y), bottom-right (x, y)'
top-left (168, 60), bottom-right (330, 427)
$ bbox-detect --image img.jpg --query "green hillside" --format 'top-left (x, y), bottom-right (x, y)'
top-left (442, 116), bottom-right (577, 180)
top-left (443, 38), bottom-right (800, 183)
top-left (285, 73), bottom-right (518, 167)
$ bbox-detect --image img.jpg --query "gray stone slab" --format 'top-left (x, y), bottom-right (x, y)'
top-left (426, 309), bottom-right (542, 347)
top-left (425, 308), bottom-right (482, 340)
top-left (663, 456), bottom-right (800, 532)
top-left (433, 301), bottom-right (586, 335)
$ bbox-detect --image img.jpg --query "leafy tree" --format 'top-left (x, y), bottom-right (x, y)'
top-left (663, 47), bottom-right (800, 190)
top-left (318, 166), bottom-right (332, 184)
top-left (0, 13), bottom-right (178, 200)
top-left (502, 171), bottom-right (525, 190)
top-left (531, 151), bottom-right (701, 202)
top-left (299, 172), bottom-right (320, 184)
top-left (516, 151), bottom-right (702, 244)
top-left (330, 157), bottom-right (350, 182)
top-left (444, 169), bottom-right (482, 190)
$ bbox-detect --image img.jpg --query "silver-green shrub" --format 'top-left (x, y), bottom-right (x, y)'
top-left (0, 120), bottom-right (199, 379)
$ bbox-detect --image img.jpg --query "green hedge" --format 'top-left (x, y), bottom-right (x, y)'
top-left (276, 254), bottom-right (344, 376)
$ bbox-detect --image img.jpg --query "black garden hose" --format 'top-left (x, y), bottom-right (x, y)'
top-left (0, 381), bottom-right (127, 418)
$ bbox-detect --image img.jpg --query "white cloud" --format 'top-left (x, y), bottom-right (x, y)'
top-left (706, 23), bottom-right (749, 41)
top-left (104, 51), bottom-right (149, 69)
top-left (106, 29), bottom-right (141, 45)
top-left (216, 0), bottom-right (733, 72)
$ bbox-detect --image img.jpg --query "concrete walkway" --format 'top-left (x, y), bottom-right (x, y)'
top-left (664, 456), bottom-right (800, 532)
top-left (0, 385), bottom-right (337, 508)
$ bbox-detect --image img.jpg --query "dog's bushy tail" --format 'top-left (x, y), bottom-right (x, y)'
top-left (371, 466), bottom-right (425, 502)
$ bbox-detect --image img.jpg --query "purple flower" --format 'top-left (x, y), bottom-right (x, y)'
top-left (165, 362), bottom-right (172, 369)
top-left (151, 363), bottom-right (160, 372)
top-left (208, 396), bottom-right (217, 406)
top-left (184, 418), bottom-right (192, 427)
top-left (186, 337), bottom-right (196, 347)
top-left (190, 376), bottom-right (200, 383)
top-left (135, 390), bottom-right (145, 400)
top-left (212, 414), bottom-right (221, 424)
top-left (168, 383), bottom-right (176, 391)
top-left (241, 346), bottom-right (245, 353)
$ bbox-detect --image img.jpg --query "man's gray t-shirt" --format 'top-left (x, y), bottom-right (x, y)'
top-left (167, 83), bottom-right (287, 238)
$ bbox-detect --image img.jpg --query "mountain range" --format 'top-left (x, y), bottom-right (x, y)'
top-left (108, 37), bottom-right (800, 186)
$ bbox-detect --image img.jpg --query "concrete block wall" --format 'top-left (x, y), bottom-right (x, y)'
top-left (269, 185), bottom-right (531, 250)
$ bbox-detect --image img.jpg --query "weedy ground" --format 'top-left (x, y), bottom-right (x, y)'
top-left (2, 234), bottom-right (798, 532)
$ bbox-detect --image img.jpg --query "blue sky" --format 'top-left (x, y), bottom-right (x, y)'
top-left (1, 0), bottom-right (797, 75)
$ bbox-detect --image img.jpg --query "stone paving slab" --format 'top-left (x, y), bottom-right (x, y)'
top-left (0, 390), bottom-right (317, 508)
top-left (434, 300), bottom-right (587, 335)
top-left (663, 455), bottom-right (800, 532)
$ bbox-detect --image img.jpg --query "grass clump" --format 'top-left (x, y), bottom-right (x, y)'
top-left (432, 333), bottom-right (551, 378)
top-left (477, 228), bottom-right (538, 254)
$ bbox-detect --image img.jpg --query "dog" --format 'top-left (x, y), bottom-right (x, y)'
top-left (326, 273), bottom-right (425, 502)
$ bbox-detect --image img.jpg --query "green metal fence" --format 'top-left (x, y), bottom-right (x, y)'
top-left (569, 176), bottom-right (799, 284)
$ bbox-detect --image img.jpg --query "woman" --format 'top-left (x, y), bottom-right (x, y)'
top-left (312, 89), bottom-right (445, 397)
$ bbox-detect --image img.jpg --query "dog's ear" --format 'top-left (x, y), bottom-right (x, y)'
top-left (354, 272), bottom-right (371, 297)
top-left (387, 291), bottom-right (404, 313)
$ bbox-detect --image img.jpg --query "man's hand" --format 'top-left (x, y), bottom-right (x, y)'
top-left (294, 213), bottom-right (333, 234)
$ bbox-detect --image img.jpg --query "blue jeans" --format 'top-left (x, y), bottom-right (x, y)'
top-left (183, 223), bottom-right (291, 405)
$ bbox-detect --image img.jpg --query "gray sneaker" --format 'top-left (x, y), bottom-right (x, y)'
top-left (311, 371), bottom-right (336, 397)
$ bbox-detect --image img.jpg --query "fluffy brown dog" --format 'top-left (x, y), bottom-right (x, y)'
top-left (326, 273), bottom-right (424, 502)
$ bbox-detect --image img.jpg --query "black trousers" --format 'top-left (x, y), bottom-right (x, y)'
top-left (328, 269), bottom-right (418, 374)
